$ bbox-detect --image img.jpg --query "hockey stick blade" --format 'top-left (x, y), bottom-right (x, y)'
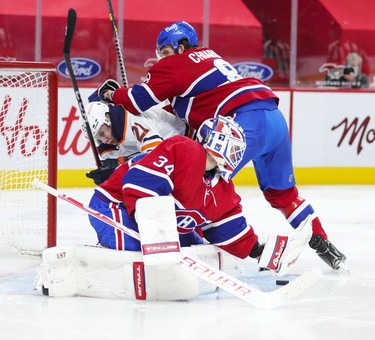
top-left (33, 179), bottom-right (322, 308)
top-left (181, 255), bottom-right (323, 309)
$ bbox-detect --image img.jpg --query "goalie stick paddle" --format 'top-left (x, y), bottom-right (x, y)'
top-left (63, 8), bottom-right (101, 168)
top-left (180, 256), bottom-right (322, 309)
top-left (33, 179), bottom-right (322, 308)
top-left (107, 0), bottom-right (128, 87)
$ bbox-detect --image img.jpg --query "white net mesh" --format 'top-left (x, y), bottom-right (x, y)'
top-left (0, 65), bottom-right (56, 255)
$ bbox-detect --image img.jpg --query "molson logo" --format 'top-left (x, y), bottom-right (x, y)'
top-left (57, 58), bottom-right (101, 80)
top-left (233, 62), bottom-right (273, 81)
top-left (332, 115), bottom-right (375, 155)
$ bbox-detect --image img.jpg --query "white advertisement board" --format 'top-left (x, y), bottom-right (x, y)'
top-left (292, 92), bottom-right (375, 167)
top-left (54, 87), bottom-right (375, 185)
top-left (274, 90), bottom-right (291, 128)
top-left (57, 88), bottom-right (95, 169)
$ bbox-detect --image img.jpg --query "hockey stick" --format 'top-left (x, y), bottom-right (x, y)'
top-left (32, 178), bottom-right (139, 240)
top-left (33, 179), bottom-right (322, 308)
top-left (63, 8), bottom-right (101, 168)
top-left (107, 0), bottom-right (128, 86)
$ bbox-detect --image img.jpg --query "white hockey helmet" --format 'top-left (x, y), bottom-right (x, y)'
top-left (196, 115), bottom-right (246, 182)
top-left (80, 102), bottom-right (111, 140)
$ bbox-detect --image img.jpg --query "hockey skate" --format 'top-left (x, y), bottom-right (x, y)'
top-left (309, 235), bottom-right (346, 270)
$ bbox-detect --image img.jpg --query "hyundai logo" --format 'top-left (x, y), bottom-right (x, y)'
top-left (233, 62), bottom-right (273, 81)
top-left (57, 57), bottom-right (101, 80)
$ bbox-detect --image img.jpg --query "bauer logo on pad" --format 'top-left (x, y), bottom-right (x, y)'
top-left (57, 57), bottom-right (101, 80)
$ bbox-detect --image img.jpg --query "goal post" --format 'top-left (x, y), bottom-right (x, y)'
top-left (0, 61), bottom-right (58, 255)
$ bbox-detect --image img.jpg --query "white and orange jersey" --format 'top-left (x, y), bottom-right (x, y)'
top-left (98, 103), bottom-right (191, 160)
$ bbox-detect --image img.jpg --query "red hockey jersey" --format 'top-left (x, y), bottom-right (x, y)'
top-left (112, 47), bottom-right (278, 130)
top-left (97, 136), bottom-right (257, 258)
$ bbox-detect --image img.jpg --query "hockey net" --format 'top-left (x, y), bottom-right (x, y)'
top-left (0, 61), bottom-right (57, 255)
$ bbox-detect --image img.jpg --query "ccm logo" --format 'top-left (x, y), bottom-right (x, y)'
top-left (57, 57), bottom-right (101, 80)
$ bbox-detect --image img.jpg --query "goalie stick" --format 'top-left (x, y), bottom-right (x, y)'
top-left (32, 179), bottom-right (139, 241)
top-left (32, 179), bottom-right (322, 308)
top-left (107, 0), bottom-right (128, 86)
top-left (63, 8), bottom-right (101, 168)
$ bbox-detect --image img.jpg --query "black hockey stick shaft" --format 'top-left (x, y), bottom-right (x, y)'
top-left (63, 8), bottom-right (101, 168)
top-left (107, 0), bottom-right (128, 87)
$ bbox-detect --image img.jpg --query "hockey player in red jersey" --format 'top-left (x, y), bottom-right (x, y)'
top-left (88, 116), bottom-right (267, 260)
top-left (96, 21), bottom-right (346, 270)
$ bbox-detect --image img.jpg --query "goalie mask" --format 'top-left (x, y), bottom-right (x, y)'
top-left (197, 116), bottom-right (246, 182)
top-left (80, 102), bottom-right (111, 141)
top-left (156, 21), bottom-right (198, 59)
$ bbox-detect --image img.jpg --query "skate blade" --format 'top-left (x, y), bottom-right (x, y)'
top-left (338, 261), bottom-right (351, 273)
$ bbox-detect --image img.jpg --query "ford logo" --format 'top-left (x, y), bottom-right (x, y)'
top-left (233, 62), bottom-right (273, 81)
top-left (57, 57), bottom-right (101, 80)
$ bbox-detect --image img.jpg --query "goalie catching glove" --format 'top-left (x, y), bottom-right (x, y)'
top-left (88, 79), bottom-right (120, 104)
top-left (86, 157), bottom-right (125, 185)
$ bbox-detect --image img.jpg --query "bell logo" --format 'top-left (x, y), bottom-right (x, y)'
top-left (165, 23), bottom-right (177, 32)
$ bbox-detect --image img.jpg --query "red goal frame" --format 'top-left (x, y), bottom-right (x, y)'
top-left (0, 61), bottom-right (58, 248)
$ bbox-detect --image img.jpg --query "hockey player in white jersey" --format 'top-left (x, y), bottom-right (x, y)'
top-left (80, 100), bottom-right (193, 184)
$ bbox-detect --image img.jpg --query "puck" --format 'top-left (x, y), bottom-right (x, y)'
top-left (276, 280), bottom-right (290, 286)
top-left (42, 285), bottom-right (49, 296)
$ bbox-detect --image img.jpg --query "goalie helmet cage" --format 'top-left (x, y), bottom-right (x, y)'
top-left (0, 61), bottom-right (57, 255)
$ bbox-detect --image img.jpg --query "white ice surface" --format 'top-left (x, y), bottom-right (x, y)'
top-left (0, 185), bottom-right (374, 340)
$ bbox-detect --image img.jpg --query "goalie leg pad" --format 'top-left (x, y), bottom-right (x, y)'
top-left (40, 245), bottom-right (78, 297)
top-left (136, 196), bottom-right (181, 266)
top-left (259, 215), bottom-right (313, 276)
top-left (37, 244), bottom-right (228, 300)
top-left (258, 234), bottom-right (288, 272)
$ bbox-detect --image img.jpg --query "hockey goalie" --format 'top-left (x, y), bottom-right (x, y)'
top-left (35, 116), bottom-right (317, 303)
